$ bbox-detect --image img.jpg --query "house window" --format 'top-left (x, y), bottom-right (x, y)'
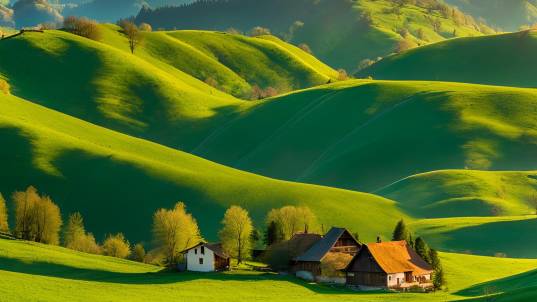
top-left (201, 246), bottom-right (205, 255)
top-left (199, 258), bottom-right (203, 265)
top-left (388, 276), bottom-right (392, 281)
top-left (194, 248), bottom-right (197, 255)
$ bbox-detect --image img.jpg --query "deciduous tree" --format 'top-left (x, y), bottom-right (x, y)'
top-left (102, 233), bottom-right (131, 259)
top-left (0, 193), bottom-right (8, 232)
top-left (152, 202), bottom-right (201, 266)
top-left (64, 212), bottom-right (101, 254)
top-left (219, 206), bottom-right (253, 263)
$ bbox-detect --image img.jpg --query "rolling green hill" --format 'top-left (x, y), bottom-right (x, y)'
top-left (98, 24), bottom-right (338, 98)
top-left (377, 170), bottom-right (537, 218)
top-left (0, 91), bottom-right (403, 243)
top-left (192, 80), bottom-right (537, 192)
top-left (2, 238), bottom-right (537, 301)
top-left (135, 0), bottom-right (492, 71)
top-left (359, 30), bottom-right (537, 88)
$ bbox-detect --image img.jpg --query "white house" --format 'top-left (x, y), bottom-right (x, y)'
top-left (182, 243), bottom-right (230, 272)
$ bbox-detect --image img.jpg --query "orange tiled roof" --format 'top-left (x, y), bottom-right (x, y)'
top-left (367, 241), bottom-right (433, 275)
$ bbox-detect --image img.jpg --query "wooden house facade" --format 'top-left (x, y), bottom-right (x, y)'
top-left (345, 241), bottom-right (433, 289)
top-left (292, 227), bottom-right (361, 277)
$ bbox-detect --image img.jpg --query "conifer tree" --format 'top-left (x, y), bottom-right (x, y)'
top-left (392, 219), bottom-right (410, 242)
top-left (414, 237), bottom-right (431, 263)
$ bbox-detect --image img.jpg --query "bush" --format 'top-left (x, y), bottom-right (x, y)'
top-left (139, 22), bottom-right (152, 32)
top-left (133, 243), bottom-right (146, 262)
top-left (64, 212), bottom-right (101, 254)
top-left (63, 16), bottom-right (102, 41)
top-left (320, 252), bottom-right (353, 277)
top-left (0, 193), bottom-right (8, 233)
top-left (102, 233), bottom-right (131, 259)
top-left (0, 79), bottom-right (10, 95)
top-left (250, 26), bottom-right (271, 37)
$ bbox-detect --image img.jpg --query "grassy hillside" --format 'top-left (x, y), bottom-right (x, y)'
top-left (192, 80), bottom-right (537, 192)
top-left (411, 216), bottom-right (537, 258)
top-left (0, 28), bottom-right (337, 148)
top-left (135, 0), bottom-right (491, 71)
top-left (446, 0), bottom-right (537, 31)
top-left (377, 170), bottom-right (537, 218)
top-left (2, 238), bottom-right (537, 301)
top-left (0, 91), bottom-right (403, 243)
top-left (360, 30), bottom-right (537, 88)
top-left (98, 24), bottom-right (337, 98)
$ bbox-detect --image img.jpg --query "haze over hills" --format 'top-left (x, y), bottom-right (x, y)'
top-left (135, 0), bottom-right (493, 71)
top-left (360, 30), bottom-right (537, 88)
top-left (446, 0), bottom-right (537, 31)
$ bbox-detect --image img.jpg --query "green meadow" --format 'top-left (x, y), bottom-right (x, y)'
top-left (360, 30), bottom-right (537, 88)
top-left (1, 23), bottom-right (537, 302)
top-left (1, 238), bottom-right (537, 302)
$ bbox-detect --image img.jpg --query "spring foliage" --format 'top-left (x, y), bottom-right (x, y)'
top-left (219, 206), bottom-right (253, 263)
top-left (0, 193), bottom-right (8, 232)
top-left (63, 212), bottom-right (101, 254)
top-left (102, 233), bottom-right (131, 259)
top-left (152, 202), bottom-right (201, 266)
top-left (13, 186), bottom-right (62, 245)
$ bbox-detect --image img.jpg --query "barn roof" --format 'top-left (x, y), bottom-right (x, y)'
top-left (361, 241), bottom-right (433, 275)
top-left (294, 227), bottom-right (359, 262)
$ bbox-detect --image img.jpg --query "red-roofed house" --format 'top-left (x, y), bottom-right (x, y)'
top-left (344, 240), bottom-right (433, 289)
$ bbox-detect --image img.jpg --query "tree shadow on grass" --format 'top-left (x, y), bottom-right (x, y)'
top-left (0, 255), bottom-right (377, 295)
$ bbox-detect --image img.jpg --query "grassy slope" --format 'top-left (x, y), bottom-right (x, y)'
top-left (377, 170), bottom-right (537, 218)
top-left (0, 91), bottom-right (403, 243)
top-left (360, 31), bottom-right (537, 88)
top-left (0, 28), bottom-right (336, 149)
top-left (98, 24), bottom-right (338, 98)
top-left (2, 238), bottom-right (537, 301)
top-left (135, 0), bottom-right (489, 71)
top-left (193, 80), bottom-right (537, 193)
top-left (0, 29), bottom-right (242, 150)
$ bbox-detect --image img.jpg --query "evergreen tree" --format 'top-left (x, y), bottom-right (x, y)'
top-left (264, 220), bottom-right (282, 246)
top-left (414, 237), bottom-right (431, 263)
top-left (429, 249), bottom-right (446, 289)
top-left (392, 219), bottom-right (410, 242)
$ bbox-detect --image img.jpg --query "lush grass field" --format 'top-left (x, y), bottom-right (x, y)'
top-left (1, 238), bottom-right (537, 301)
top-left (0, 91), bottom-right (403, 243)
top-left (97, 24), bottom-right (338, 98)
top-left (192, 80), bottom-right (537, 193)
top-left (360, 30), bottom-right (537, 88)
top-left (377, 170), bottom-right (537, 218)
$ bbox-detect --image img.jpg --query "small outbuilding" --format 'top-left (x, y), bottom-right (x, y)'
top-left (182, 242), bottom-right (230, 272)
top-left (345, 240), bottom-right (433, 290)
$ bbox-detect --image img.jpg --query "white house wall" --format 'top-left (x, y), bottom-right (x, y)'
top-left (186, 246), bottom-right (215, 272)
top-left (387, 272), bottom-right (406, 288)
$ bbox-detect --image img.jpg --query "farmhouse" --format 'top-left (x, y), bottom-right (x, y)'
top-left (182, 242), bottom-right (230, 272)
top-left (292, 227), bottom-right (361, 279)
top-left (345, 240), bottom-right (433, 289)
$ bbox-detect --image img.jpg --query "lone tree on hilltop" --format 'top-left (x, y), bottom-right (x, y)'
top-left (120, 21), bottom-right (143, 54)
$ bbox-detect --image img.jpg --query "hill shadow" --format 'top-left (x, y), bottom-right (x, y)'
top-left (455, 268), bottom-right (537, 298)
top-left (422, 218), bottom-right (537, 258)
top-left (0, 255), bottom-right (368, 295)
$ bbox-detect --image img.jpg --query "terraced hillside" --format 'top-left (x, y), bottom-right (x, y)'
top-left (0, 91), bottom-right (402, 243)
top-left (135, 0), bottom-right (492, 71)
top-left (359, 30), bottom-right (537, 88)
top-left (192, 80), bottom-right (537, 192)
top-left (2, 238), bottom-right (537, 301)
top-left (0, 28), bottom-right (336, 149)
